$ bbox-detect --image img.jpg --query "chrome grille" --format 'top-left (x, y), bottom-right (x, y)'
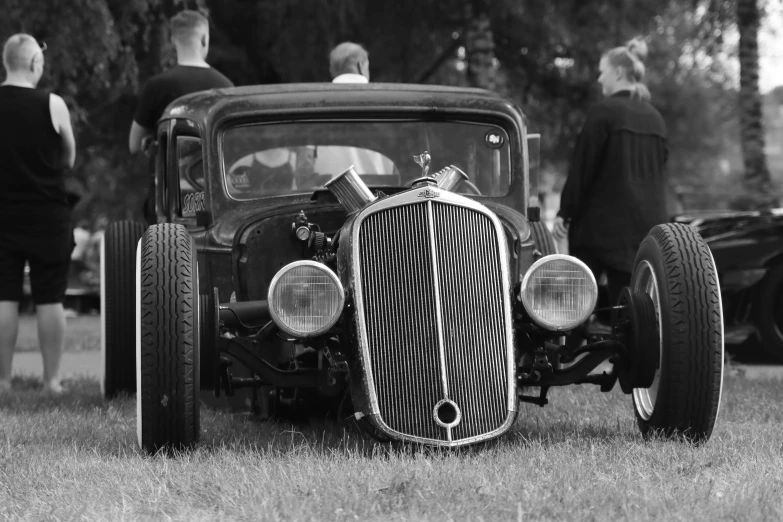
top-left (357, 198), bottom-right (512, 444)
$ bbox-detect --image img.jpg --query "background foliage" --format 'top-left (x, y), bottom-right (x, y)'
top-left (0, 0), bottom-right (780, 224)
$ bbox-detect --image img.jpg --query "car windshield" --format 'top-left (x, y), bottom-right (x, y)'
top-left (221, 120), bottom-right (511, 200)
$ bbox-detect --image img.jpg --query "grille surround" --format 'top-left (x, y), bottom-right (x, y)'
top-left (349, 187), bottom-right (517, 447)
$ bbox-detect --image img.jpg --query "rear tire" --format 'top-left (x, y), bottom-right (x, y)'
top-left (136, 224), bottom-right (200, 454)
top-left (530, 221), bottom-right (557, 257)
top-left (631, 223), bottom-right (723, 443)
top-left (101, 220), bottom-right (146, 399)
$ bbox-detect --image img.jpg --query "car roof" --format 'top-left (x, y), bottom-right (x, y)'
top-left (162, 83), bottom-right (525, 128)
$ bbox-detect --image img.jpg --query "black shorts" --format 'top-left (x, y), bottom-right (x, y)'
top-left (0, 225), bottom-right (73, 305)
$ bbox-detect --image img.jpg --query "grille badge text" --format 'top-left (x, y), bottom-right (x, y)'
top-left (417, 188), bottom-right (441, 199)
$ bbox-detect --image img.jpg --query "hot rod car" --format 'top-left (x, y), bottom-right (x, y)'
top-left (674, 208), bottom-right (783, 361)
top-left (100, 84), bottom-right (724, 454)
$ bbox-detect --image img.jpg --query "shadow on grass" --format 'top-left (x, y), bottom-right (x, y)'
top-left (0, 375), bottom-right (109, 413)
top-left (0, 374), bottom-right (683, 460)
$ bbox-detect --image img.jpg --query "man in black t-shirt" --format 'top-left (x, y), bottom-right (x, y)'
top-left (129, 10), bottom-right (233, 222)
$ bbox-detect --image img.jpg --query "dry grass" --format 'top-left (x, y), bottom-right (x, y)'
top-left (1, 372), bottom-right (783, 521)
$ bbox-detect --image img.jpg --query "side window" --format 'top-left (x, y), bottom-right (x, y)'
top-left (177, 136), bottom-right (206, 218)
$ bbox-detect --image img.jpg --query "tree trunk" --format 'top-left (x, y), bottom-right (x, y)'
top-left (737, 0), bottom-right (774, 208)
top-left (463, 1), bottom-right (497, 91)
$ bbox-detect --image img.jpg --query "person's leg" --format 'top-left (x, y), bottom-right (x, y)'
top-left (0, 234), bottom-right (25, 390)
top-left (0, 301), bottom-right (20, 389)
top-left (36, 303), bottom-right (66, 391)
top-left (28, 223), bottom-right (72, 393)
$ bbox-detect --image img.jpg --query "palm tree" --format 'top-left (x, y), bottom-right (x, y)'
top-left (737, 0), bottom-right (775, 208)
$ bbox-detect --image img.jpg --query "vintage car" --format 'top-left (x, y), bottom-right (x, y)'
top-left (674, 208), bottom-right (783, 361)
top-left (100, 84), bottom-right (724, 454)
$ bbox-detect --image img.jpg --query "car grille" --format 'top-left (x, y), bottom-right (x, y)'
top-left (357, 199), bottom-right (513, 444)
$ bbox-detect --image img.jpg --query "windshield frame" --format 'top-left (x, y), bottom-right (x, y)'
top-left (217, 116), bottom-right (514, 203)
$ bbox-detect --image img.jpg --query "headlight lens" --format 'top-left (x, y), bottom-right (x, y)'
top-left (268, 260), bottom-right (345, 337)
top-left (519, 254), bottom-right (598, 331)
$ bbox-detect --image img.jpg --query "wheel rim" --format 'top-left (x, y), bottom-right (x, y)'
top-left (632, 260), bottom-right (663, 421)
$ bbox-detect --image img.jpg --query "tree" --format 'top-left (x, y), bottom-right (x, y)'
top-left (736, 0), bottom-right (774, 208)
top-left (0, 0), bottom-right (765, 221)
top-left (462, 0), bottom-right (499, 90)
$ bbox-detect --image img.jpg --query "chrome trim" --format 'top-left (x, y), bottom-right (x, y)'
top-left (433, 398), bottom-right (462, 437)
top-left (632, 259), bottom-right (662, 420)
top-left (426, 200), bottom-right (451, 402)
top-left (350, 187), bottom-right (517, 447)
top-left (325, 166), bottom-right (377, 214)
top-left (413, 151), bottom-right (432, 177)
top-left (267, 260), bottom-right (345, 338)
top-left (435, 165), bottom-right (469, 192)
top-left (519, 253), bottom-right (598, 331)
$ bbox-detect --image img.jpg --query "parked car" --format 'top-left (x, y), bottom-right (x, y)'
top-left (673, 208), bottom-right (783, 361)
top-left (100, 84), bottom-right (724, 454)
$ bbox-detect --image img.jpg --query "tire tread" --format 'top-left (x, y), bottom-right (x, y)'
top-left (636, 223), bottom-right (723, 442)
top-left (139, 224), bottom-right (199, 453)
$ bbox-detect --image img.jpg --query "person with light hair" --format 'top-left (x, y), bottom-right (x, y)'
top-left (329, 42), bottom-right (370, 83)
top-left (553, 37), bottom-right (668, 307)
top-left (129, 9), bottom-right (233, 222)
top-left (0, 34), bottom-right (76, 393)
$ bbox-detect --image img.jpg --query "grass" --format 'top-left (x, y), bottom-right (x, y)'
top-left (1, 373), bottom-right (783, 521)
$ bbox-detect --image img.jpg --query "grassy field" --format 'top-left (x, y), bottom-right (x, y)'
top-left (1, 371), bottom-right (782, 521)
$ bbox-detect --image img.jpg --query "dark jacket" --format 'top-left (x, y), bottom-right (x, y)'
top-left (558, 90), bottom-right (668, 273)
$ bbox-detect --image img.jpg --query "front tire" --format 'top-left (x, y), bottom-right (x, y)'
top-left (631, 223), bottom-right (723, 443)
top-left (136, 224), bottom-right (200, 454)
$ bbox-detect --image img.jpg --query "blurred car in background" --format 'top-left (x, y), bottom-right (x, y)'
top-left (674, 208), bottom-right (783, 361)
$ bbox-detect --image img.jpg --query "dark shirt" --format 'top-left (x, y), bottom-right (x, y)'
top-left (0, 85), bottom-right (71, 229)
top-left (558, 90), bottom-right (668, 272)
top-left (133, 65), bottom-right (233, 129)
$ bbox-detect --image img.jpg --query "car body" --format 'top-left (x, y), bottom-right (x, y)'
top-left (673, 208), bottom-right (783, 360)
top-left (100, 84), bottom-right (724, 453)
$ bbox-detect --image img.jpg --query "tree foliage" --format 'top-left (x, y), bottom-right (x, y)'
top-left (0, 0), bottom-right (775, 223)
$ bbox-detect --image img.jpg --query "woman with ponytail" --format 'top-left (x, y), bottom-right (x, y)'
top-left (553, 37), bottom-right (668, 306)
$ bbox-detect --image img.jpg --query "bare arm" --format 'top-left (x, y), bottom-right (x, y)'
top-left (129, 121), bottom-right (152, 154)
top-left (49, 94), bottom-right (75, 169)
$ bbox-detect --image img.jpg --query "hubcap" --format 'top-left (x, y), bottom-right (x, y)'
top-left (632, 260), bottom-right (663, 420)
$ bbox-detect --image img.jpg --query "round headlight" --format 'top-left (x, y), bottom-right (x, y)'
top-left (519, 254), bottom-right (598, 331)
top-left (268, 260), bottom-right (345, 338)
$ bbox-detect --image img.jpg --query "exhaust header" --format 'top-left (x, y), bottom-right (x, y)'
top-left (325, 166), bottom-right (377, 214)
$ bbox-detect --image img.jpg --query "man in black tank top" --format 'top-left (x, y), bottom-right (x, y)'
top-left (129, 10), bottom-right (233, 223)
top-left (0, 34), bottom-right (76, 393)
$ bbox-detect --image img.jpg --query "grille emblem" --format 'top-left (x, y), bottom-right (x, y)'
top-left (433, 399), bottom-right (462, 429)
top-left (417, 188), bottom-right (441, 199)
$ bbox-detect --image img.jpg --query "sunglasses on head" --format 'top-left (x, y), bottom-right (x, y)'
top-left (30, 41), bottom-right (47, 69)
